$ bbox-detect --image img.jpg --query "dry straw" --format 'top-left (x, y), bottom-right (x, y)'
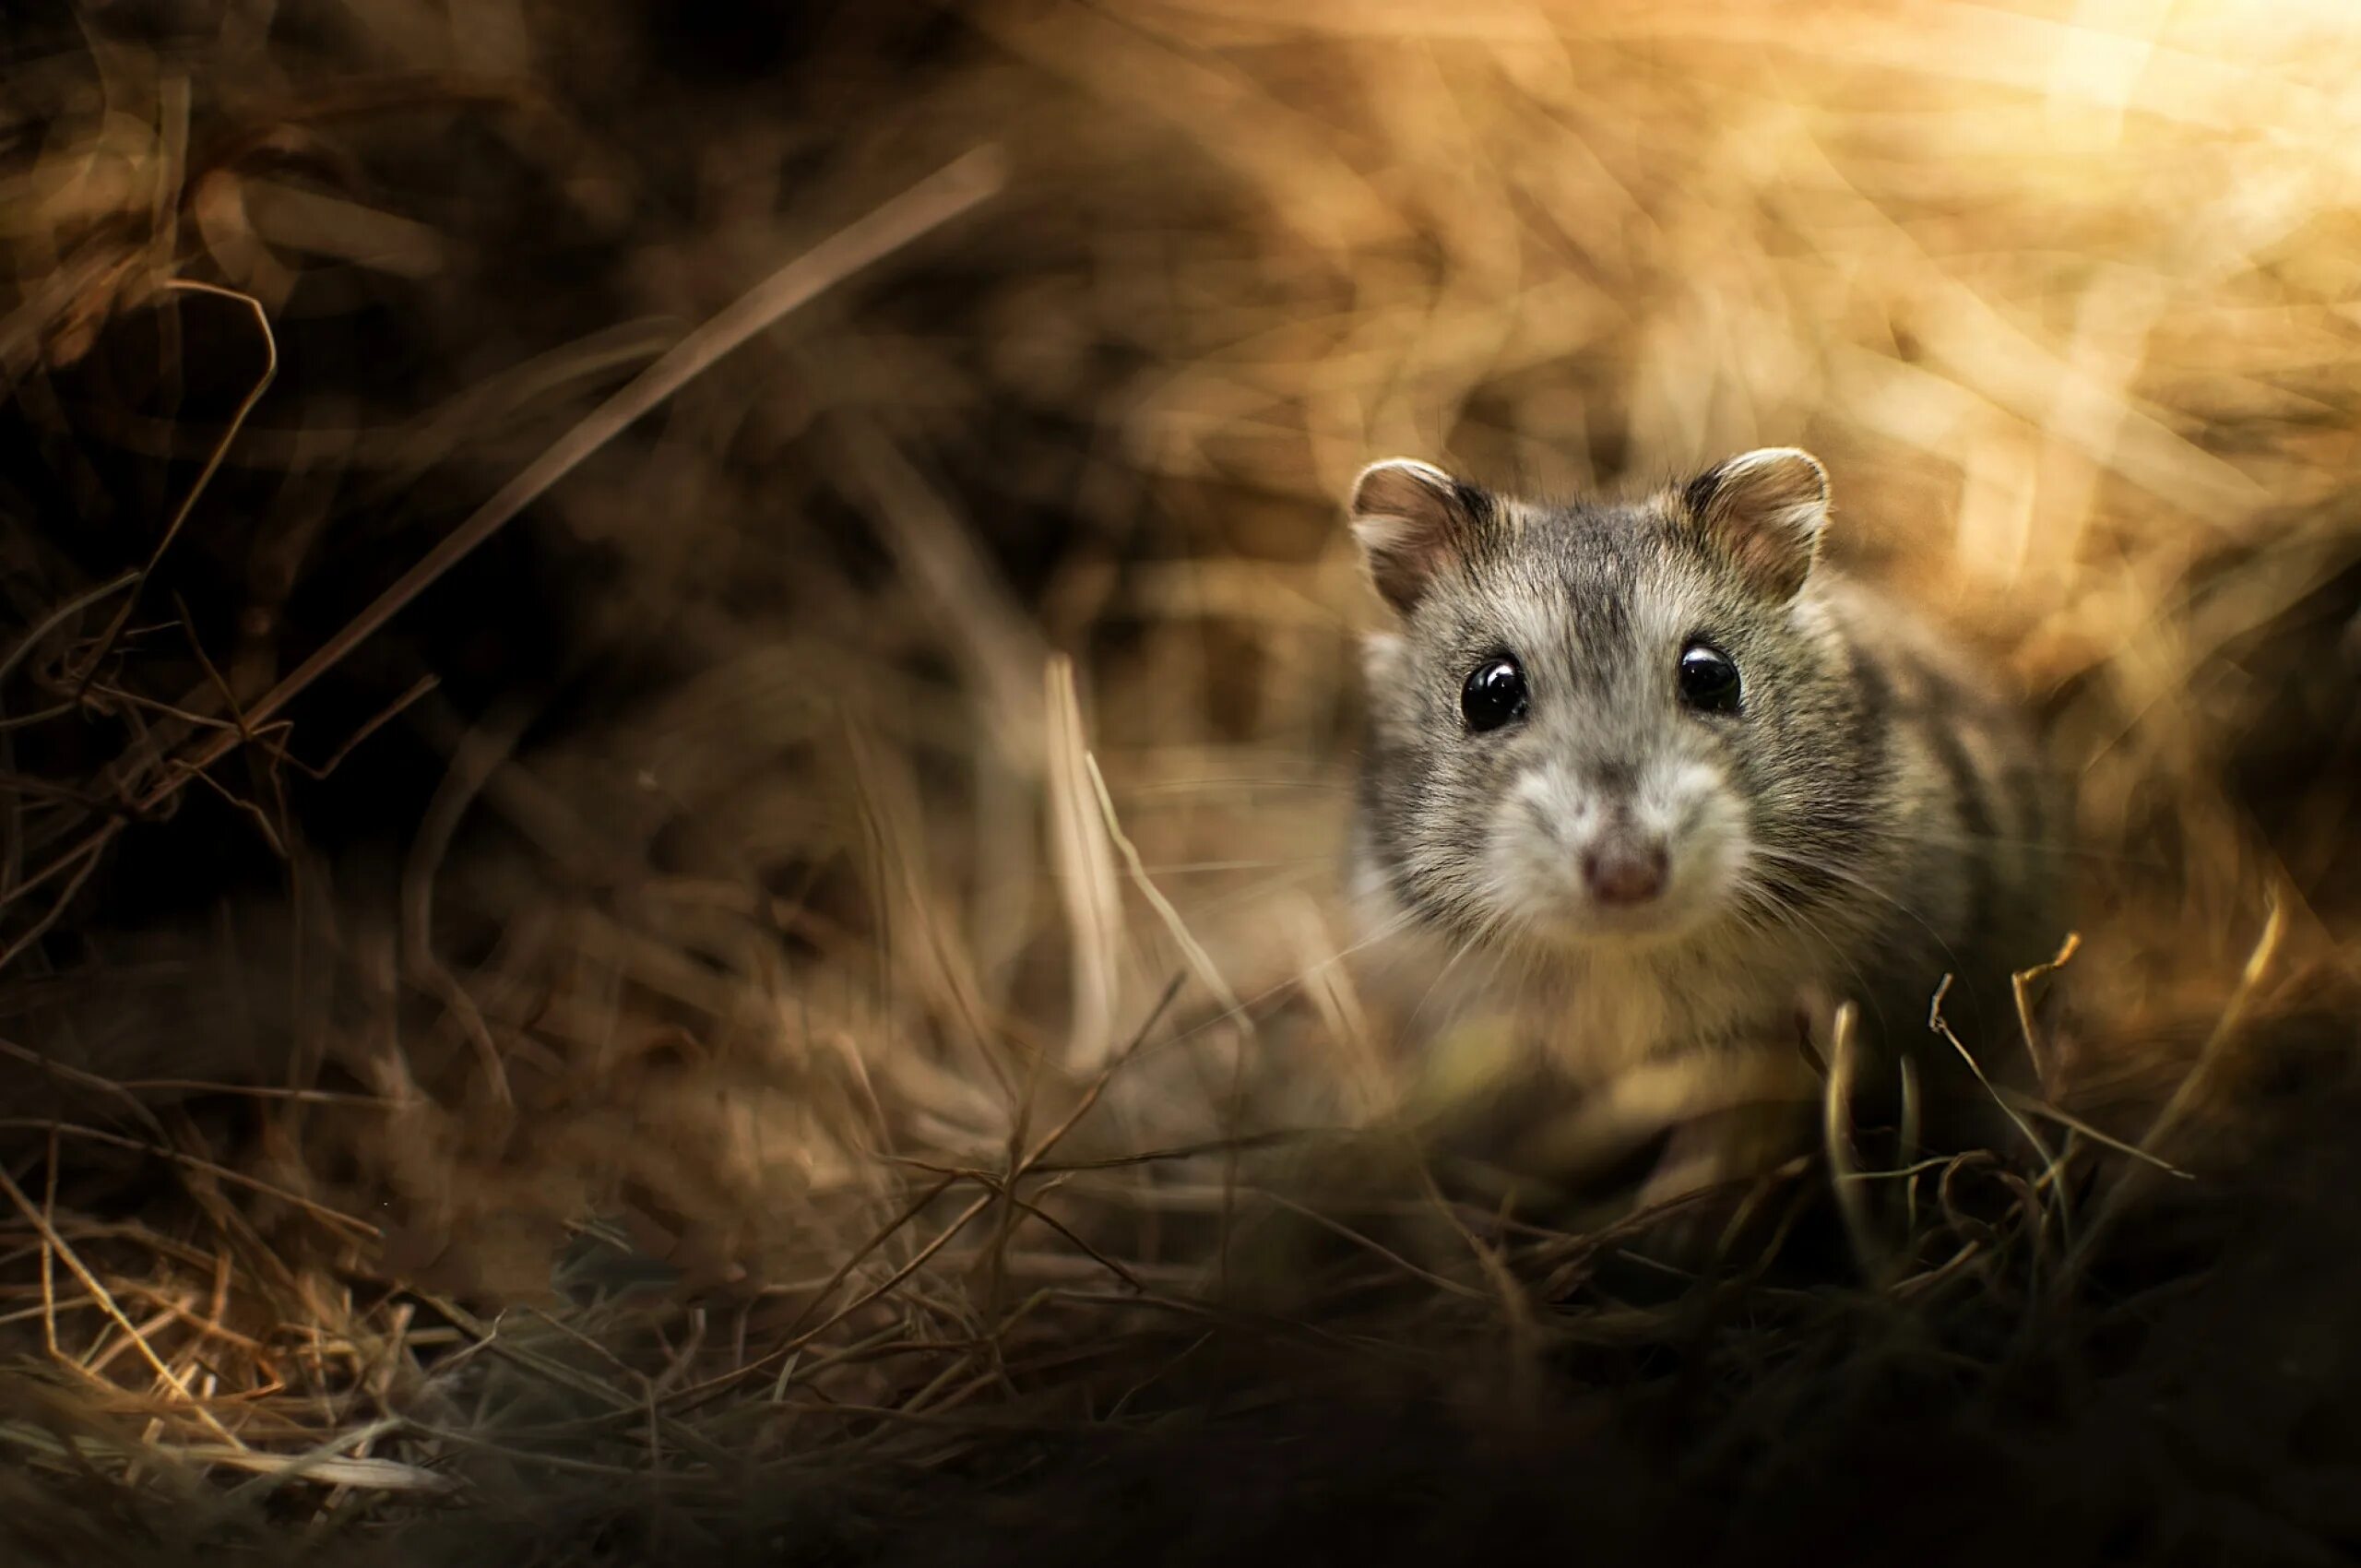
top-left (1, 0), bottom-right (2357, 1557)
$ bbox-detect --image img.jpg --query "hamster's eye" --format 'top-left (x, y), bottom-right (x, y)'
top-left (1677, 643), bottom-right (1741, 715)
top-left (1461, 656), bottom-right (1527, 732)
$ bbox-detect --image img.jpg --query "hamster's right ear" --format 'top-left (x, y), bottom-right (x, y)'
top-left (1347, 458), bottom-right (1495, 616)
top-left (1679, 447), bottom-right (1830, 602)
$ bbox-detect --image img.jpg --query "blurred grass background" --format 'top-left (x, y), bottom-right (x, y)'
top-left (4, 0), bottom-right (2361, 1562)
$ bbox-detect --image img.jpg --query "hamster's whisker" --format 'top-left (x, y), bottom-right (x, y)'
top-left (1151, 906), bottom-right (1424, 1059)
top-left (1133, 857), bottom-right (1333, 875)
top-left (1109, 778), bottom-right (1354, 799)
top-left (1171, 865), bottom-right (1348, 928)
top-left (1402, 925), bottom-right (1490, 1040)
top-left (1868, 829), bottom-right (2163, 869)
top-left (1736, 880), bottom-right (1883, 1025)
top-left (1394, 893), bottom-right (1541, 1048)
top-left (1746, 844), bottom-right (1964, 972)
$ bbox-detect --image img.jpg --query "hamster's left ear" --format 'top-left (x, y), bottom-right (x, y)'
top-left (1679, 447), bottom-right (1831, 602)
top-left (1347, 457), bottom-right (1500, 616)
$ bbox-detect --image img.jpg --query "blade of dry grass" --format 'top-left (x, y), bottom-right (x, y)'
top-left (1044, 656), bottom-right (1127, 1074)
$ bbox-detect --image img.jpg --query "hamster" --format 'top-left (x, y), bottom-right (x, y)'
top-left (1340, 447), bottom-right (2069, 1214)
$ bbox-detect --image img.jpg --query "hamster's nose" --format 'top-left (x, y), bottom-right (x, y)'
top-left (1582, 838), bottom-right (1667, 907)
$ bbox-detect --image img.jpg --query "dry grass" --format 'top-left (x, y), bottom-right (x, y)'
top-left (4, 1), bottom-right (2361, 1562)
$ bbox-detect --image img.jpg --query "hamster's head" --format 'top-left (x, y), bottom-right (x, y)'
top-left (1347, 448), bottom-right (1853, 954)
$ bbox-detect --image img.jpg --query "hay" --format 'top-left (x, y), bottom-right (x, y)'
top-left (3, 1), bottom-right (2360, 1562)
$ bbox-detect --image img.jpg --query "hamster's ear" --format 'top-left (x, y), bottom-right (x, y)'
top-left (1348, 457), bottom-right (1496, 616)
top-left (1679, 447), bottom-right (1830, 602)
